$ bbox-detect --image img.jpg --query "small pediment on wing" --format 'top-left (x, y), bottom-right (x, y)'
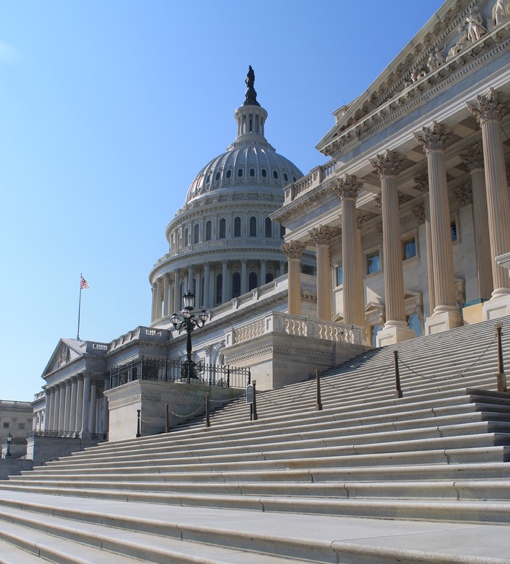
top-left (42, 338), bottom-right (86, 377)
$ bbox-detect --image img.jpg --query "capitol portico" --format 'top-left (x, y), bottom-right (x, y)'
top-left (272, 0), bottom-right (510, 346)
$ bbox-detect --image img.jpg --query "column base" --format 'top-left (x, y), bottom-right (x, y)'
top-left (376, 321), bottom-right (417, 347)
top-left (425, 307), bottom-right (463, 335)
top-left (483, 293), bottom-right (510, 320)
top-left (79, 431), bottom-right (92, 440)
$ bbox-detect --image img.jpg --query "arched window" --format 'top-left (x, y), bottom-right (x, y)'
top-left (261, 169), bottom-right (267, 178)
top-left (226, 169), bottom-right (232, 179)
top-left (232, 272), bottom-right (241, 298)
top-left (266, 273), bottom-right (274, 283)
top-left (249, 272), bottom-right (258, 290)
top-left (215, 171), bottom-right (221, 181)
top-left (216, 274), bottom-right (222, 304)
top-left (184, 227), bottom-right (189, 246)
top-left (249, 216), bottom-right (257, 237)
top-left (234, 217), bottom-right (241, 237)
top-left (205, 220), bottom-right (212, 241)
top-left (265, 217), bottom-right (272, 238)
top-left (273, 170), bottom-right (279, 180)
top-left (193, 224), bottom-right (199, 244)
top-left (249, 168), bottom-right (255, 177)
top-left (237, 168), bottom-right (243, 178)
top-left (219, 218), bottom-right (226, 239)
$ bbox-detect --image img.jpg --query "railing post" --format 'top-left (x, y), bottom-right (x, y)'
top-left (136, 409), bottom-right (141, 437)
top-left (316, 369), bottom-right (323, 411)
top-left (205, 394), bottom-right (211, 428)
top-left (394, 350), bottom-right (403, 398)
top-left (495, 323), bottom-right (507, 392)
top-left (252, 380), bottom-right (258, 421)
top-left (248, 368), bottom-right (251, 386)
top-left (227, 366), bottom-right (230, 388)
top-left (165, 403), bottom-right (170, 433)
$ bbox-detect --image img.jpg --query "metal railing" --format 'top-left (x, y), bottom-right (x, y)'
top-left (109, 357), bottom-right (250, 390)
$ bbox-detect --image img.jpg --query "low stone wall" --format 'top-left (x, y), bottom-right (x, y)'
top-left (105, 380), bottom-right (245, 442)
top-left (0, 458), bottom-right (33, 480)
top-left (26, 436), bottom-right (101, 467)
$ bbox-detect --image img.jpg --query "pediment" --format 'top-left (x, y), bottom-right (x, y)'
top-left (42, 338), bottom-right (86, 377)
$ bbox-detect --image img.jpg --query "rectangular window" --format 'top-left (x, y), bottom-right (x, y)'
top-left (402, 237), bottom-right (416, 260)
top-left (19, 423), bottom-right (25, 430)
top-left (337, 266), bottom-right (343, 286)
top-left (366, 250), bottom-right (381, 275)
top-left (451, 220), bottom-right (458, 242)
top-left (3, 422), bottom-right (9, 429)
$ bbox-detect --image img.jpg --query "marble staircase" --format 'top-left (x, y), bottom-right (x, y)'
top-left (1, 317), bottom-right (510, 563)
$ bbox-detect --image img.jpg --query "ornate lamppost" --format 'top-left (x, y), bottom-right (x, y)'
top-left (6, 432), bottom-right (12, 458)
top-left (170, 291), bottom-right (208, 384)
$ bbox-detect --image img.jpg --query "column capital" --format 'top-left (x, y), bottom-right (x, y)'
top-left (332, 174), bottom-right (363, 200)
top-left (370, 149), bottom-right (405, 177)
top-left (415, 121), bottom-right (453, 152)
top-left (460, 142), bottom-right (484, 171)
top-left (356, 211), bottom-right (372, 230)
top-left (451, 183), bottom-right (473, 207)
top-left (467, 88), bottom-right (509, 124)
top-left (414, 171), bottom-right (429, 193)
top-left (281, 241), bottom-right (306, 260)
top-left (374, 194), bottom-right (382, 209)
top-left (309, 225), bottom-right (338, 246)
top-left (412, 204), bottom-right (426, 225)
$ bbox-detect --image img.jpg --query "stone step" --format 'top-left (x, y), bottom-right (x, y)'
top-left (4, 478), bottom-right (510, 503)
top-left (0, 538), bottom-right (47, 564)
top-left (9, 462), bottom-right (510, 486)
top-left (1, 489), bottom-right (510, 564)
top-left (22, 423), bottom-right (510, 475)
top-left (0, 505), bottom-right (294, 564)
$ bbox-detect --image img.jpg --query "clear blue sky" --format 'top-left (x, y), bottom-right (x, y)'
top-left (0, 1), bottom-right (445, 401)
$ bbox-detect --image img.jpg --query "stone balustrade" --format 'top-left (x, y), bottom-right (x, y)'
top-left (228, 312), bottom-right (363, 346)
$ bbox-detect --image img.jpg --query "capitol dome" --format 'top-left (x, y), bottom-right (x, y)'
top-left (149, 68), bottom-right (314, 325)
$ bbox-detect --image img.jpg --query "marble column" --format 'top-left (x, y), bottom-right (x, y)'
top-left (221, 260), bottom-right (228, 303)
top-left (459, 142), bottom-right (493, 299)
top-left (63, 381), bottom-right (71, 433)
top-left (415, 122), bottom-right (462, 333)
top-left (173, 269), bottom-right (181, 312)
top-left (163, 274), bottom-right (170, 317)
top-left (45, 389), bottom-right (53, 431)
top-left (241, 259), bottom-right (248, 295)
top-left (282, 241), bottom-right (306, 315)
top-left (89, 380), bottom-right (97, 434)
top-left (371, 150), bottom-right (415, 345)
top-left (151, 284), bottom-right (157, 323)
top-left (155, 278), bottom-right (163, 320)
top-left (81, 374), bottom-right (91, 437)
top-left (260, 259), bottom-right (267, 285)
top-left (53, 387), bottom-right (61, 431)
top-left (70, 377), bottom-right (77, 435)
top-left (414, 172), bottom-right (435, 315)
top-left (203, 263), bottom-right (210, 308)
top-left (75, 375), bottom-right (84, 436)
top-left (102, 379), bottom-right (110, 436)
top-left (309, 226), bottom-right (337, 321)
top-left (468, 89), bottom-right (510, 301)
top-left (356, 212), bottom-right (370, 332)
top-left (332, 174), bottom-right (364, 326)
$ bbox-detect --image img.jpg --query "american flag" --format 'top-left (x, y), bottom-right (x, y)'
top-left (80, 276), bottom-right (89, 290)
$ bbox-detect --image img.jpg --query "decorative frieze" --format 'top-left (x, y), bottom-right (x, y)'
top-left (415, 121), bottom-right (453, 152)
top-left (370, 149), bottom-right (405, 177)
top-left (332, 174), bottom-right (363, 200)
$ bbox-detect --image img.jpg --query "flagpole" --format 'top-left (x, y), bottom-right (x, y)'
top-left (77, 273), bottom-right (83, 340)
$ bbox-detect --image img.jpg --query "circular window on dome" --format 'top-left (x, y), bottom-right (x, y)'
top-left (250, 168), bottom-right (255, 177)
top-left (226, 170), bottom-right (232, 179)
top-left (273, 171), bottom-right (279, 180)
top-left (261, 169), bottom-right (267, 178)
top-left (215, 172), bottom-right (221, 181)
top-left (237, 169), bottom-right (244, 178)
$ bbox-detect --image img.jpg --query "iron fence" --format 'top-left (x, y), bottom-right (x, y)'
top-left (109, 357), bottom-right (250, 390)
